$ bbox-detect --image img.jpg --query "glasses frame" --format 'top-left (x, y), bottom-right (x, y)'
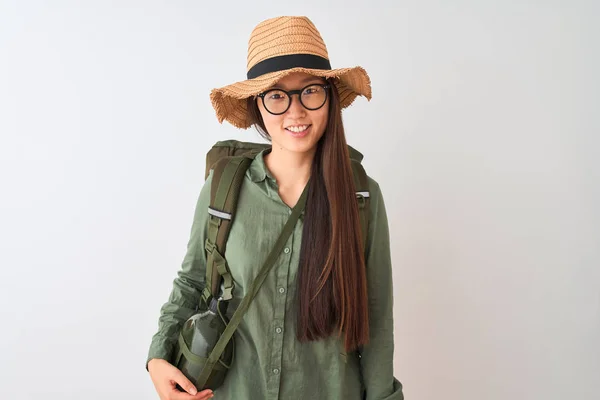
top-left (256, 83), bottom-right (331, 115)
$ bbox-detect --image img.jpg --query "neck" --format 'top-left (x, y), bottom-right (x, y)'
top-left (264, 144), bottom-right (316, 190)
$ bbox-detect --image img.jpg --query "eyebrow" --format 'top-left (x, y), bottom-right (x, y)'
top-left (272, 76), bottom-right (325, 90)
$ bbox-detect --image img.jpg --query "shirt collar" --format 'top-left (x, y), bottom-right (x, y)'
top-left (246, 148), bottom-right (307, 216)
top-left (247, 148), bottom-right (276, 183)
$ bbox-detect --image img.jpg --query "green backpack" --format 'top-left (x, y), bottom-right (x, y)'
top-left (171, 139), bottom-right (371, 390)
top-left (201, 140), bottom-right (371, 302)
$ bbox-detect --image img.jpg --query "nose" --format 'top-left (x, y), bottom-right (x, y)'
top-left (286, 93), bottom-right (306, 117)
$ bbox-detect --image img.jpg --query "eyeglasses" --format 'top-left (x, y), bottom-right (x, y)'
top-left (257, 83), bottom-right (331, 115)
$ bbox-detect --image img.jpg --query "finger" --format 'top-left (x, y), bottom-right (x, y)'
top-left (169, 388), bottom-right (213, 400)
top-left (170, 369), bottom-right (198, 396)
top-left (192, 389), bottom-right (215, 400)
top-left (198, 389), bottom-right (214, 399)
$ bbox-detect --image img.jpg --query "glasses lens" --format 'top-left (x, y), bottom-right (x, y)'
top-left (263, 90), bottom-right (290, 114)
top-left (300, 85), bottom-right (327, 110)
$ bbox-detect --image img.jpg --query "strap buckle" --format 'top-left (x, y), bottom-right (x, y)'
top-left (221, 279), bottom-right (234, 301)
top-left (356, 191), bottom-right (369, 209)
top-left (205, 238), bottom-right (216, 254)
top-left (356, 194), bottom-right (366, 209)
top-left (201, 287), bottom-right (213, 305)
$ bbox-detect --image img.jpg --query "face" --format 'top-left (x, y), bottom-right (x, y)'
top-left (256, 72), bottom-right (329, 155)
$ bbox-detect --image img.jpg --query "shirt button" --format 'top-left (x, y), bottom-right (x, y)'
top-left (273, 368), bottom-right (280, 375)
top-left (278, 287), bottom-right (285, 294)
top-left (284, 247), bottom-right (290, 254)
top-left (276, 327), bottom-right (282, 334)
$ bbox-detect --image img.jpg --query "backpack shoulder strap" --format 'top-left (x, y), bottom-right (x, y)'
top-left (205, 140), bottom-right (269, 179)
top-left (201, 154), bottom-right (253, 306)
top-left (350, 160), bottom-right (370, 249)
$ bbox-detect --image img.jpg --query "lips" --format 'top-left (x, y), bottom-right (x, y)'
top-left (285, 124), bottom-right (311, 138)
top-left (285, 124), bottom-right (310, 133)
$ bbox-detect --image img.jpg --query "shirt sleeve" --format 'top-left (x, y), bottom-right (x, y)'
top-left (145, 173), bottom-right (213, 370)
top-left (359, 177), bottom-right (405, 399)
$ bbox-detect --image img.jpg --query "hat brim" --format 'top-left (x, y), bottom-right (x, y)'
top-left (210, 66), bottom-right (372, 129)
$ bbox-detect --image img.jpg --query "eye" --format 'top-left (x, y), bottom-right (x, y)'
top-left (267, 90), bottom-right (287, 101)
top-left (303, 85), bottom-right (322, 95)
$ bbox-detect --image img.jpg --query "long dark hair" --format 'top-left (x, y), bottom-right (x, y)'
top-left (246, 79), bottom-right (369, 351)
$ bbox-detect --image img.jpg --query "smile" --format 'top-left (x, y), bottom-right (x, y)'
top-left (285, 125), bottom-right (310, 133)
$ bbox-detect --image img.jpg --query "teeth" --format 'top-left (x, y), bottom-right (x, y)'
top-left (286, 125), bottom-right (308, 133)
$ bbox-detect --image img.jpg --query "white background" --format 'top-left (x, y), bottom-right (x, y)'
top-left (1, 1), bottom-right (598, 399)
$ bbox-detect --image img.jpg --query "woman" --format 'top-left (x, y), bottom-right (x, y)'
top-left (146, 16), bottom-right (404, 400)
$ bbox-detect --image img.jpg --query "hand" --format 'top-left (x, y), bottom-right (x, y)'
top-left (148, 358), bottom-right (214, 400)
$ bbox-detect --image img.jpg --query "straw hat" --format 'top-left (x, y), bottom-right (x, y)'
top-left (209, 16), bottom-right (372, 129)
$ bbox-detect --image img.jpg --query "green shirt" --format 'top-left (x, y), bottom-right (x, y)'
top-left (147, 150), bottom-right (404, 399)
